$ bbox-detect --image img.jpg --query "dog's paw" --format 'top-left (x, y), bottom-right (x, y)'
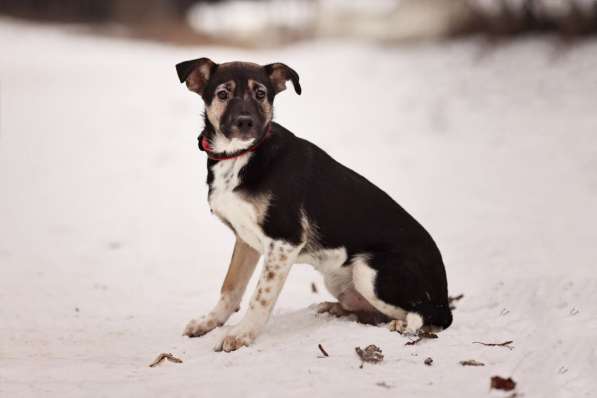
top-left (388, 319), bottom-right (408, 333)
top-left (316, 301), bottom-right (350, 317)
top-left (183, 316), bottom-right (222, 338)
top-left (213, 324), bottom-right (258, 352)
top-left (388, 313), bottom-right (424, 335)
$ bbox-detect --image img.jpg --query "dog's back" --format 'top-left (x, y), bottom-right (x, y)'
top-left (238, 123), bottom-right (452, 329)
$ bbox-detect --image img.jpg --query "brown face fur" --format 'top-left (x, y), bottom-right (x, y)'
top-left (205, 63), bottom-right (271, 142)
top-left (205, 80), bottom-right (236, 135)
top-left (176, 58), bottom-right (301, 152)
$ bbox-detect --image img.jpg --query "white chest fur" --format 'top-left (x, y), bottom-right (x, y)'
top-left (208, 155), bottom-right (265, 253)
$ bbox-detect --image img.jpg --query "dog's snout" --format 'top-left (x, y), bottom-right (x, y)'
top-left (234, 115), bottom-right (254, 133)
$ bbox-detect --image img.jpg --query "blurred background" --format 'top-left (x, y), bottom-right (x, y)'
top-left (1, 1), bottom-right (596, 397)
top-left (1, 0), bottom-right (597, 46)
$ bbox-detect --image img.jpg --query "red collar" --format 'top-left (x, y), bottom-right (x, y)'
top-left (199, 125), bottom-right (272, 161)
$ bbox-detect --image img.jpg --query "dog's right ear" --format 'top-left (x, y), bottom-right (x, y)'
top-left (263, 63), bottom-right (301, 95)
top-left (176, 58), bottom-right (217, 96)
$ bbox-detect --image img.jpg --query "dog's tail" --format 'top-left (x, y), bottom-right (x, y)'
top-left (417, 302), bottom-right (453, 330)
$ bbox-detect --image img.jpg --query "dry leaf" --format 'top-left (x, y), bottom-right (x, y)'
top-left (459, 359), bottom-right (485, 366)
top-left (149, 352), bottom-right (183, 367)
top-left (424, 357), bottom-right (433, 366)
top-left (405, 331), bottom-right (439, 346)
top-left (490, 376), bottom-right (516, 391)
top-left (355, 345), bottom-right (384, 367)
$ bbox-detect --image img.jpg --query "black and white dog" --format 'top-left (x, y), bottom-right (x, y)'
top-left (176, 58), bottom-right (452, 352)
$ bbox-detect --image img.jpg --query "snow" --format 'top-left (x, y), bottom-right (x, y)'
top-left (1, 18), bottom-right (596, 397)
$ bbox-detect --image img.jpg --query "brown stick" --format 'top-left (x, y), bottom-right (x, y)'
top-left (448, 293), bottom-right (464, 303)
top-left (473, 340), bottom-right (514, 350)
top-left (318, 344), bottom-right (329, 357)
top-left (460, 359), bottom-right (485, 367)
top-left (448, 293), bottom-right (464, 309)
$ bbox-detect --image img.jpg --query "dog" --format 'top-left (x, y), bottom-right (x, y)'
top-left (176, 58), bottom-right (452, 352)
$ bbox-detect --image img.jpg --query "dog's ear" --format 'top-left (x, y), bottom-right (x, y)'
top-left (176, 58), bottom-right (218, 95)
top-left (263, 63), bottom-right (301, 95)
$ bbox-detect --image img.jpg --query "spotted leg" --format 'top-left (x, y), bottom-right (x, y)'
top-left (214, 240), bottom-right (300, 352)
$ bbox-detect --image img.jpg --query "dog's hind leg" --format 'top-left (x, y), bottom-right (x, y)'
top-left (313, 255), bottom-right (389, 325)
top-left (316, 291), bottom-right (390, 325)
top-left (351, 254), bottom-right (452, 334)
top-left (184, 238), bottom-right (260, 337)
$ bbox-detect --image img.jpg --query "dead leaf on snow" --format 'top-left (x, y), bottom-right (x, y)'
top-left (355, 345), bottom-right (383, 368)
top-left (459, 359), bottom-right (485, 367)
top-left (490, 375), bottom-right (516, 391)
top-left (405, 330), bottom-right (439, 346)
top-left (149, 352), bottom-right (183, 368)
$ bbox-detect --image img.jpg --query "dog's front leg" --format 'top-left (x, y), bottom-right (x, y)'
top-left (184, 238), bottom-right (260, 337)
top-left (214, 240), bottom-right (300, 352)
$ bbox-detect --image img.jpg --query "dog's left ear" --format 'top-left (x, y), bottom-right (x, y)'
top-left (176, 57), bottom-right (218, 96)
top-left (263, 63), bottom-right (301, 95)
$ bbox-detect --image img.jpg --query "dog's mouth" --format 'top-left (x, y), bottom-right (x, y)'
top-left (211, 124), bottom-right (269, 154)
top-left (225, 125), bottom-right (263, 141)
top-left (226, 120), bottom-right (270, 140)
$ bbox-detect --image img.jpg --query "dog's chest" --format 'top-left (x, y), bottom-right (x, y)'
top-left (208, 156), bottom-right (265, 252)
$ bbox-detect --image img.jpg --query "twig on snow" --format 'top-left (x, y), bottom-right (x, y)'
top-left (473, 340), bottom-right (514, 350)
top-left (318, 343), bottom-right (329, 357)
top-left (376, 381), bottom-right (393, 389)
top-left (448, 293), bottom-right (464, 309)
top-left (459, 359), bottom-right (485, 366)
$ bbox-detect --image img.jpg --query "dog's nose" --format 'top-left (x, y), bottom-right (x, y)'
top-left (234, 115), bottom-right (254, 133)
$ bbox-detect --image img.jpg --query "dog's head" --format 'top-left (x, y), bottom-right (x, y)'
top-left (176, 58), bottom-right (301, 153)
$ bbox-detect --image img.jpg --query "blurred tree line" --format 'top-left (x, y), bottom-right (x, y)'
top-left (0, 0), bottom-right (595, 45)
top-left (468, 0), bottom-right (597, 37)
top-left (0, 0), bottom-right (211, 23)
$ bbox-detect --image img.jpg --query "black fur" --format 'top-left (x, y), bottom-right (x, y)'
top-left (263, 63), bottom-right (302, 95)
top-left (179, 59), bottom-right (452, 330)
top-left (176, 59), bottom-right (201, 83)
top-left (207, 123), bottom-right (453, 329)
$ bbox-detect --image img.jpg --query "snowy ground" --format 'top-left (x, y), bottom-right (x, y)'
top-left (1, 19), bottom-right (596, 397)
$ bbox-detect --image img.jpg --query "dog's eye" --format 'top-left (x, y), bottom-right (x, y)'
top-left (255, 89), bottom-right (266, 100)
top-left (217, 90), bottom-right (229, 101)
